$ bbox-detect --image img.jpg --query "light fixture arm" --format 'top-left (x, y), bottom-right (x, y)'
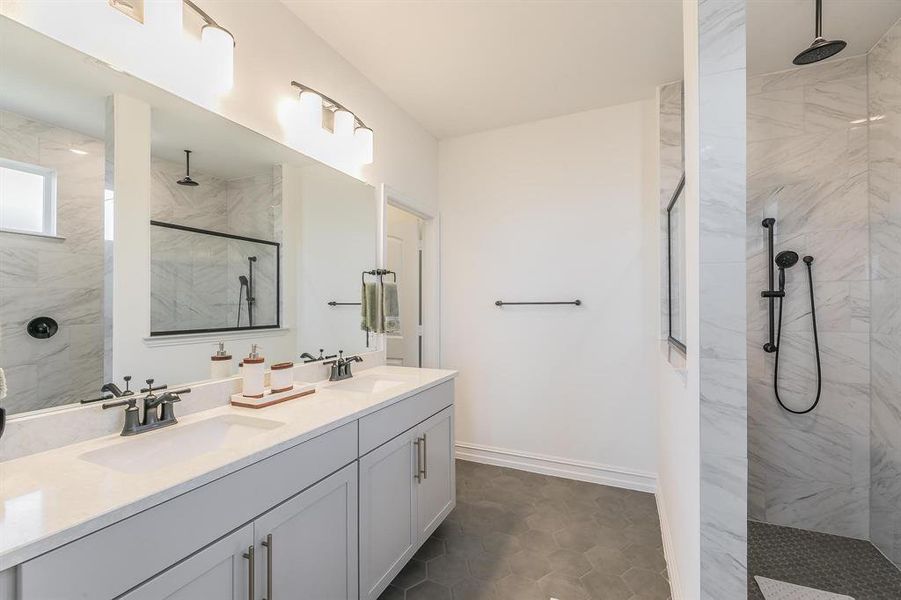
top-left (183, 0), bottom-right (235, 46)
top-left (290, 81), bottom-right (371, 131)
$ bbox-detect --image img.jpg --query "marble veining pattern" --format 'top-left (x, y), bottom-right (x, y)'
top-left (746, 55), bottom-right (873, 540)
top-left (0, 110), bottom-right (106, 414)
top-left (868, 17), bottom-right (901, 569)
top-left (150, 158), bottom-right (281, 333)
top-left (697, 1), bottom-right (748, 598)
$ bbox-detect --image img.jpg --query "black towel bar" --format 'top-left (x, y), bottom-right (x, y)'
top-left (495, 300), bottom-right (582, 307)
top-left (328, 301), bottom-right (361, 306)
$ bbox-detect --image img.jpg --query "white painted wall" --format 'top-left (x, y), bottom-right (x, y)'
top-left (655, 2), bottom-right (702, 597)
top-left (0, 0), bottom-right (438, 215)
top-left (440, 101), bottom-right (659, 490)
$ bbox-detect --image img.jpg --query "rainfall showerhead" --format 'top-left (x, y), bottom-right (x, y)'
top-left (775, 250), bottom-right (800, 269)
top-left (176, 150), bottom-right (199, 187)
top-left (793, 0), bottom-right (846, 65)
top-left (248, 256), bottom-right (257, 263)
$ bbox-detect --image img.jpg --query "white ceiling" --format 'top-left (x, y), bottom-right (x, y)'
top-left (283, 0), bottom-right (901, 139)
top-left (282, 0), bottom-right (684, 139)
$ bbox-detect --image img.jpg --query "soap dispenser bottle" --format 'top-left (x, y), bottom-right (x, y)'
top-left (242, 344), bottom-right (265, 398)
top-left (210, 341), bottom-right (233, 380)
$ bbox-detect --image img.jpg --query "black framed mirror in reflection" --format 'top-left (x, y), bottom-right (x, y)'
top-left (149, 221), bottom-right (280, 335)
top-left (666, 173), bottom-right (686, 354)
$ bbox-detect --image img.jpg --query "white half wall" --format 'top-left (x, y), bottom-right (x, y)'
top-left (439, 101), bottom-right (659, 491)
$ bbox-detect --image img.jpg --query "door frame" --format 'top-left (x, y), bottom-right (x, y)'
top-left (378, 184), bottom-right (440, 369)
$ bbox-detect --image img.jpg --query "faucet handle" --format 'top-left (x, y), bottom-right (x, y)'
top-left (161, 388), bottom-right (191, 402)
top-left (140, 378), bottom-right (168, 394)
top-left (122, 375), bottom-right (133, 396)
top-left (102, 397), bottom-right (137, 410)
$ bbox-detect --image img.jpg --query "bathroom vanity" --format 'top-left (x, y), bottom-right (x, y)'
top-left (0, 367), bottom-right (456, 600)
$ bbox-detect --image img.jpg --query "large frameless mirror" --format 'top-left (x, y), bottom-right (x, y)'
top-left (0, 16), bottom-right (378, 418)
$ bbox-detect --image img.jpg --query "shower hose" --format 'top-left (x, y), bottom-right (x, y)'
top-left (773, 257), bottom-right (822, 414)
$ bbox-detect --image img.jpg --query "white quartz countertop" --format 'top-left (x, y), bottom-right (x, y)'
top-left (0, 366), bottom-right (457, 570)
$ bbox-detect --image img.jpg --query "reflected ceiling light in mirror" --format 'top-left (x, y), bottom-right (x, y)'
top-left (290, 81), bottom-right (374, 165)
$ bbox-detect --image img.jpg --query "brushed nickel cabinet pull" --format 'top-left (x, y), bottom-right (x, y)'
top-left (262, 533), bottom-right (273, 600)
top-left (413, 438), bottom-right (421, 483)
top-left (422, 433), bottom-right (428, 479)
top-left (243, 544), bottom-right (255, 600)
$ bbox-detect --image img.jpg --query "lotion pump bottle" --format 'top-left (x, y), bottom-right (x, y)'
top-left (210, 341), bottom-right (233, 380)
top-left (242, 344), bottom-right (265, 398)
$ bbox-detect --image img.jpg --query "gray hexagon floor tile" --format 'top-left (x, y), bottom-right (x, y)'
top-left (384, 460), bottom-right (670, 599)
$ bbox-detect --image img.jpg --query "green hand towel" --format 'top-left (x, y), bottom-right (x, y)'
top-left (382, 281), bottom-right (401, 335)
top-left (361, 282), bottom-right (383, 333)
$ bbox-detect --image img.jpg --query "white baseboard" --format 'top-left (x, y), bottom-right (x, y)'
top-left (454, 442), bottom-right (657, 493)
top-left (655, 487), bottom-right (682, 600)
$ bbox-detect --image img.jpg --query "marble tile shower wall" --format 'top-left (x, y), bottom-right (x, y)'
top-left (868, 19), bottom-right (901, 568)
top-left (0, 110), bottom-right (106, 413)
top-left (746, 56), bottom-right (871, 539)
top-left (150, 158), bottom-right (280, 332)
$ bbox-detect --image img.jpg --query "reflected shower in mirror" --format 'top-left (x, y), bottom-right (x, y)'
top-left (148, 152), bottom-right (281, 336)
top-left (150, 222), bottom-right (279, 334)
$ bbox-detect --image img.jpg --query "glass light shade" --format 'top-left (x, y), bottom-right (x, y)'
top-left (355, 126), bottom-right (374, 165)
top-left (299, 91), bottom-right (324, 130)
top-left (201, 26), bottom-right (234, 92)
top-left (333, 110), bottom-right (355, 137)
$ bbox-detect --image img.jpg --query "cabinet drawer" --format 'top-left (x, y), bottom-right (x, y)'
top-left (19, 421), bottom-right (357, 600)
top-left (358, 381), bottom-right (454, 456)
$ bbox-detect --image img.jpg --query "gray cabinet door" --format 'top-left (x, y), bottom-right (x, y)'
top-left (358, 430), bottom-right (418, 600)
top-left (119, 524), bottom-right (253, 600)
top-left (253, 462), bottom-right (358, 600)
top-left (416, 407), bottom-right (455, 540)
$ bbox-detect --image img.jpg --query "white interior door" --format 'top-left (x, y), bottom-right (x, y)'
top-left (385, 205), bottom-right (421, 366)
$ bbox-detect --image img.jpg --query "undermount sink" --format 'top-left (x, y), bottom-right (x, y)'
top-left (80, 414), bottom-right (284, 474)
top-left (327, 377), bottom-right (406, 394)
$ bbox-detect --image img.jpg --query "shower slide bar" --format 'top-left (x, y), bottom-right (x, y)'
top-left (495, 300), bottom-right (582, 307)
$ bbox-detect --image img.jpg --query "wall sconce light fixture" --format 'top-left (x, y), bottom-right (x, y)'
top-left (184, 0), bottom-right (235, 91)
top-left (290, 81), bottom-right (374, 165)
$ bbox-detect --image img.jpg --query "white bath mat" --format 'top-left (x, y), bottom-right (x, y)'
top-left (755, 576), bottom-right (854, 600)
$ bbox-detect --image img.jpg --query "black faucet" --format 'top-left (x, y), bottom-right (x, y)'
top-left (100, 375), bottom-right (134, 398)
top-left (102, 379), bottom-right (191, 436)
top-left (325, 351), bottom-right (364, 381)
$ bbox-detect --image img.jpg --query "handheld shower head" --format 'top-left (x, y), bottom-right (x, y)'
top-left (775, 250), bottom-right (800, 269)
top-left (238, 275), bottom-right (249, 286)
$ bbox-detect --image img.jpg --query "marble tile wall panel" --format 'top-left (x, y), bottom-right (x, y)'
top-left (0, 111), bottom-right (105, 414)
top-left (746, 54), bottom-right (872, 539)
top-left (150, 159), bottom-right (280, 333)
top-left (697, 1), bottom-right (748, 597)
top-left (868, 17), bottom-right (901, 568)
